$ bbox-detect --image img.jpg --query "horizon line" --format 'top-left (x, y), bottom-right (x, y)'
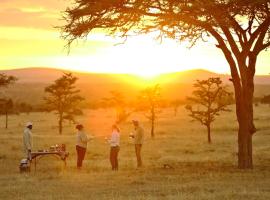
top-left (0, 66), bottom-right (233, 76)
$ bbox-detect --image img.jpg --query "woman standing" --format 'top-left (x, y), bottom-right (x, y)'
top-left (75, 124), bottom-right (93, 169)
top-left (109, 124), bottom-right (120, 171)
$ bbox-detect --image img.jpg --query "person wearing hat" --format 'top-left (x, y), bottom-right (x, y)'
top-left (130, 120), bottom-right (144, 168)
top-left (75, 124), bottom-right (93, 169)
top-left (23, 122), bottom-right (33, 160)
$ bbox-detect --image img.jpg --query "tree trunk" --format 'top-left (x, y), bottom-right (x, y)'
top-left (237, 114), bottom-right (253, 169)
top-left (233, 66), bottom-right (255, 169)
top-left (151, 107), bottom-right (155, 138)
top-left (59, 113), bottom-right (63, 135)
top-left (174, 107), bottom-right (177, 116)
top-left (235, 87), bottom-right (254, 169)
top-left (206, 124), bottom-right (211, 143)
top-left (5, 111), bottom-right (8, 129)
top-left (151, 119), bottom-right (154, 138)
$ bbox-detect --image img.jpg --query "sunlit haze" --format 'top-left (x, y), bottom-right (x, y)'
top-left (0, 0), bottom-right (270, 77)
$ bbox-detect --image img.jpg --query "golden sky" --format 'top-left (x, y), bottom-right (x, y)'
top-left (0, 0), bottom-right (269, 77)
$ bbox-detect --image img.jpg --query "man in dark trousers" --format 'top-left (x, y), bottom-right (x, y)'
top-left (131, 120), bottom-right (144, 168)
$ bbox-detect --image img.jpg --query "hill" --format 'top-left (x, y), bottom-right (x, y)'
top-left (1, 67), bottom-right (270, 105)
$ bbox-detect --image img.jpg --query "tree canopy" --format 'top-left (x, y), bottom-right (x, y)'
top-left (261, 94), bottom-right (270, 105)
top-left (62, 0), bottom-right (270, 54)
top-left (44, 73), bottom-right (84, 134)
top-left (102, 90), bottom-right (132, 124)
top-left (186, 77), bottom-right (233, 143)
top-left (138, 84), bottom-right (162, 138)
top-left (0, 73), bottom-right (17, 88)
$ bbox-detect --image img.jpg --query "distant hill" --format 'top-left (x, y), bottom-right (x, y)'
top-left (1, 67), bottom-right (270, 105)
top-left (2, 67), bottom-right (270, 84)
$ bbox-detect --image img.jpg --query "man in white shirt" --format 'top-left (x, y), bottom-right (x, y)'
top-left (23, 122), bottom-right (33, 160)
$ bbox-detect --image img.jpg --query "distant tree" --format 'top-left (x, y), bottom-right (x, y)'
top-left (4, 99), bottom-right (13, 129)
top-left (261, 95), bottom-right (270, 106)
top-left (18, 102), bottom-right (33, 115)
top-left (0, 74), bottom-right (17, 129)
top-left (102, 90), bottom-right (133, 124)
top-left (0, 98), bottom-right (14, 129)
top-left (171, 99), bottom-right (184, 116)
top-left (64, 108), bottom-right (83, 126)
top-left (186, 78), bottom-right (233, 143)
top-left (138, 84), bottom-right (162, 138)
top-left (0, 73), bottom-right (17, 88)
top-left (44, 73), bottom-right (84, 134)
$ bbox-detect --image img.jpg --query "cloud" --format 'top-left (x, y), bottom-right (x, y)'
top-left (0, 0), bottom-right (68, 10)
top-left (0, 8), bottom-right (63, 29)
top-left (0, 0), bottom-right (69, 29)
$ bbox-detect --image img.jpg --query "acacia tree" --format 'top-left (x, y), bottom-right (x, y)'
top-left (18, 102), bottom-right (33, 115)
top-left (44, 73), bottom-right (84, 134)
top-left (0, 74), bottom-right (17, 129)
top-left (0, 73), bottom-right (17, 88)
top-left (171, 99), bottom-right (184, 116)
top-left (138, 84), bottom-right (162, 138)
top-left (61, 0), bottom-right (270, 169)
top-left (261, 94), bottom-right (270, 106)
top-left (186, 78), bottom-right (233, 143)
top-left (0, 98), bottom-right (13, 129)
top-left (4, 99), bottom-right (13, 129)
top-left (102, 90), bottom-right (133, 124)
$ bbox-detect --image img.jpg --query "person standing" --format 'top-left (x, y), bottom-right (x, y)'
top-left (130, 120), bottom-right (144, 168)
top-left (75, 124), bottom-right (93, 169)
top-left (23, 122), bottom-right (33, 160)
top-left (108, 124), bottom-right (120, 171)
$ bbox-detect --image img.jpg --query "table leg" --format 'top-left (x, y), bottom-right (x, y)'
top-left (34, 158), bottom-right (36, 171)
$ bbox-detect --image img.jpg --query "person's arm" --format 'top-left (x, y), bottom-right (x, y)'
top-left (87, 134), bottom-right (95, 141)
top-left (129, 132), bottom-right (135, 138)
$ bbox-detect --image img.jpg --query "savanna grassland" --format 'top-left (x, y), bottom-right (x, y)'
top-left (0, 105), bottom-right (270, 200)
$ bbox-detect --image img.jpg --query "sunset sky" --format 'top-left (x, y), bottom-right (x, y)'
top-left (0, 0), bottom-right (269, 77)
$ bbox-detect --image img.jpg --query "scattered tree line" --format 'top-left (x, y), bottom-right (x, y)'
top-left (1, 69), bottom-right (270, 169)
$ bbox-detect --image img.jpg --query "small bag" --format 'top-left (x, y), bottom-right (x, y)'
top-left (19, 159), bottom-right (30, 173)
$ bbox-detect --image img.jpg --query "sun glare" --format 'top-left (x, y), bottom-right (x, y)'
top-left (50, 35), bottom-right (199, 77)
top-left (134, 71), bottom-right (161, 79)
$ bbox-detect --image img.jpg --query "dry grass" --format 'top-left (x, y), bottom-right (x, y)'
top-left (0, 105), bottom-right (270, 200)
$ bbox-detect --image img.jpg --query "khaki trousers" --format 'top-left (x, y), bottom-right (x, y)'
top-left (135, 144), bottom-right (142, 167)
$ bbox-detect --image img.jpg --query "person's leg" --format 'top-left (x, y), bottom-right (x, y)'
top-left (115, 146), bottom-right (119, 170)
top-left (77, 146), bottom-right (86, 168)
top-left (135, 144), bottom-right (142, 167)
top-left (110, 147), bottom-right (115, 170)
top-left (76, 145), bottom-right (82, 168)
top-left (80, 147), bottom-right (86, 167)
